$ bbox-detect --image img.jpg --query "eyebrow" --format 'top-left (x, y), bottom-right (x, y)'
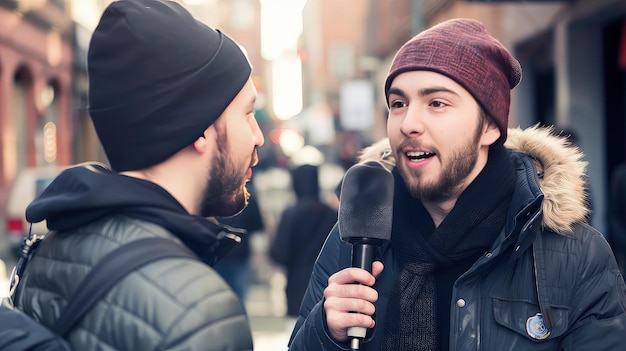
top-left (388, 86), bottom-right (461, 99)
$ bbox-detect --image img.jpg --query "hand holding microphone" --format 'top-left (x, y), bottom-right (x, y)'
top-left (331, 161), bottom-right (393, 350)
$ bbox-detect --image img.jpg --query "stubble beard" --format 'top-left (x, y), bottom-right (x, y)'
top-left (199, 129), bottom-right (250, 218)
top-left (399, 123), bottom-right (483, 203)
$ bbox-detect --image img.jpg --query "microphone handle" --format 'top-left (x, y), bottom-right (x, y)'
top-left (351, 241), bottom-right (377, 272)
top-left (347, 239), bottom-right (380, 349)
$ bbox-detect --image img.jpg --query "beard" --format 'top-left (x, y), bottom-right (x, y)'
top-left (199, 156), bottom-right (249, 217)
top-left (399, 122), bottom-right (483, 203)
top-left (198, 128), bottom-right (254, 217)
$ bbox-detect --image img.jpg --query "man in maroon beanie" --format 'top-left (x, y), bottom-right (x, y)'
top-left (10, 0), bottom-right (264, 350)
top-left (288, 18), bottom-right (626, 350)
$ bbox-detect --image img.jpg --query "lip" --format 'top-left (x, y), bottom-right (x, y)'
top-left (402, 151), bottom-right (434, 170)
top-left (402, 146), bottom-right (430, 153)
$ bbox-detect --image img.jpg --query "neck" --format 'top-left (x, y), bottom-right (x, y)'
top-left (423, 144), bottom-right (492, 227)
top-left (422, 200), bottom-right (455, 228)
top-left (120, 151), bottom-right (204, 215)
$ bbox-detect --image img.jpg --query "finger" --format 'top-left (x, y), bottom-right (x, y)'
top-left (326, 310), bottom-right (375, 342)
top-left (372, 261), bottom-right (384, 278)
top-left (324, 282), bottom-right (379, 302)
top-left (328, 267), bottom-right (376, 287)
top-left (325, 299), bottom-right (376, 342)
top-left (324, 295), bottom-right (377, 316)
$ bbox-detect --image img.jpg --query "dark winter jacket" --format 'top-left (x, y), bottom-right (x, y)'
top-left (288, 126), bottom-right (626, 350)
top-left (13, 163), bottom-right (254, 351)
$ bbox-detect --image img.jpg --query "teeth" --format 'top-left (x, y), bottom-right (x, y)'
top-left (406, 151), bottom-right (433, 160)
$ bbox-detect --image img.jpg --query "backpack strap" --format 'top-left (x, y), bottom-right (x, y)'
top-left (51, 237), bottom-right (198, 336)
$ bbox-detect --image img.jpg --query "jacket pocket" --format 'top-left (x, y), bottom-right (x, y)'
top-left (492, 297), bottom-right (570, 342)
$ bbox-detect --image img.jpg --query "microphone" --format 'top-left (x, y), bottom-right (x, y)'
top-left (338, 161), bottom-right (394, 351)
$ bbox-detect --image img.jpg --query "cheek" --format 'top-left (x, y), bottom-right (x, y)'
top-left (387, 117), bottom-right (400, 139)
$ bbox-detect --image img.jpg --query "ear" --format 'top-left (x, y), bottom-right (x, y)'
top-left (481, 119), bottom-right (501, 146)
top-left (193, 128), bottom-right (212, 152)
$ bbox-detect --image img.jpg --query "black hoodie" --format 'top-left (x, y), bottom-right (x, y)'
top-left (25, 163), bottom-right (241, 264)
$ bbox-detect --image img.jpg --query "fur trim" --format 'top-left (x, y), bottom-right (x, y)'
top-left (357, 125), bottom-right (589, 233)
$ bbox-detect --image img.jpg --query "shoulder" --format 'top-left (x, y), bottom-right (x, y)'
top-left (542, 223), bottom-right (619, 282)
top-left (543, 223), bottom-right (606, 256)
top-left (126, 255), bottom-right (253, 345)
top-left (506, 126), bottom-right (590, 232)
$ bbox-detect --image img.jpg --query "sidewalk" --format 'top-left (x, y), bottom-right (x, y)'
top-left (246, 277), bottom-right (294, 351)
top-left (250, 314), bottom-right (293, 351)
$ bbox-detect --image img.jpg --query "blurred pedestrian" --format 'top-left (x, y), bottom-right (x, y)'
top-left (269, 164), bottom-right (337, 317)
top-left (216, 181), bottom-right (265, 303)
top-left (289, 18), bottom-right (626, 350)
top-left (609, 162), bottom-right (626, 276)
top-left (10, 1), bottom-right (263, 350)
top-left (336, 131), bottom-right (364, 171)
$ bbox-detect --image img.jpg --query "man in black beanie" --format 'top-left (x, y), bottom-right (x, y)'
top-left (10, 1), bottom-right (264, 350)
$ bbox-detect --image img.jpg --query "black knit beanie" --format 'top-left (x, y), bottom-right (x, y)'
top-left (88, 0), bottom-right (252, 171)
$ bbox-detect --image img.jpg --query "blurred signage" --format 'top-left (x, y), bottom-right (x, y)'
top-left (339, 80), bottom-right (374, 132)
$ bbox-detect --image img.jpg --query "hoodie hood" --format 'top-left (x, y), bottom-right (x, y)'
top-left (357, 125), bottom-right (589, 233)
top-left (291, 164), bottom-right (320, 201)
top-left (25, 163), bottom-right (241, 264)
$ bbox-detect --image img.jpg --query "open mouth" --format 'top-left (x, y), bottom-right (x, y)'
top-left (406, 151), bottom-right (435, 161)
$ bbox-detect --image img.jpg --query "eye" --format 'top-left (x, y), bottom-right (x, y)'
top-left (390, 100), bottom-right (407, 109)
top-left (429, 100), bottom-right (448, 108)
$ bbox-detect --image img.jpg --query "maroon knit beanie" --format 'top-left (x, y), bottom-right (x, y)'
top-left (385, 18), bottom-right (522, 144)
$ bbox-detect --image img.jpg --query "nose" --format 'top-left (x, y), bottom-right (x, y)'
top-left (399, 105), bottom-right (425, 137)
top-left (251, 117), bottom-right (265, 147)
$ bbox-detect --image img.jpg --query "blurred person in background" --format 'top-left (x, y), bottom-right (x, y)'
top-left (270, 164), bottom-right (337, 318)
top-left (216, 181), bottom-right (265, 303)
top-left (336, 131), bottom-right (364, 171)
top-left (608, 162), bottom-right (626, 276)
top-left (288, 18), bottom-right (626, 350)
top-left (10, 0), bottom-right (264, 350)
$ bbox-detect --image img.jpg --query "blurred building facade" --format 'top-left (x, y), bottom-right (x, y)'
top-left (0, 0), bottom-right (74, 207)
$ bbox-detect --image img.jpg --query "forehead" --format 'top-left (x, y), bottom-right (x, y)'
top-left (234, 79), bottom-right (257, 106)
top-left (389, 70), bottom-right (471, 97)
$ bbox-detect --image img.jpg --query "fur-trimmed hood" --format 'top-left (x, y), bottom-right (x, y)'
top-left (357, 125), bottom-right (589, 233)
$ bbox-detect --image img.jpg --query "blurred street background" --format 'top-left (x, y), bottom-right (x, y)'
top-left (2, 0), bottom-right (626, 350)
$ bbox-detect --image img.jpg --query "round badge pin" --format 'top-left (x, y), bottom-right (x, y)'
top-left (526, 312), bottom-right (550, 340)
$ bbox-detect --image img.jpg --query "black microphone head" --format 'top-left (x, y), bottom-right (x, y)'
top-left (339, 161), bottom-right (394, 242)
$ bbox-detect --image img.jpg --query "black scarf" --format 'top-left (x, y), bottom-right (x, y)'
top-left (382, 145), bottom-right (515, 351)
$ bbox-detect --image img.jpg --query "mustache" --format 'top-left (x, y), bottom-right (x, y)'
top-left (396, 138), bottom-right (437, 154)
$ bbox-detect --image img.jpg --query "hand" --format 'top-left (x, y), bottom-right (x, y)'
top-left (323, 261), bottom-right (384, 342)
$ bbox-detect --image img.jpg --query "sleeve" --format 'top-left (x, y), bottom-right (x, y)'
top-left (559, 230), bottom-right (626, 350)
top-left (287, 225), bottom-right (353, 351)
